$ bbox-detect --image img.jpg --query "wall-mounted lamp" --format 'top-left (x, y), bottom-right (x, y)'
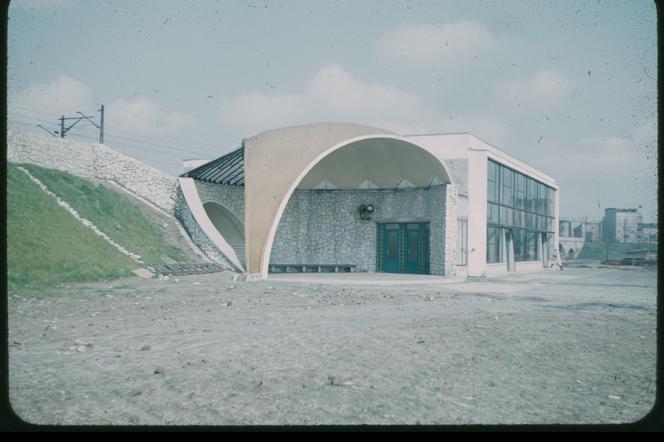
top-left (359, 204), bottom-right (374, 221)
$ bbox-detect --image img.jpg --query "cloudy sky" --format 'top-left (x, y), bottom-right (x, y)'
top-left (7, 0), bottom-right (657, 221)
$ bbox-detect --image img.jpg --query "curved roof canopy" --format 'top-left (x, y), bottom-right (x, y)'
top-left (298, 137), bottom-right (450, 189)
top-left (182, 123), bottom-right (450, 190)
top-left (240, 122), bottom-right (453, 277)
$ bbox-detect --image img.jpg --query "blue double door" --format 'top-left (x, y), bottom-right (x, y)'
top-left (378, 223), bottom-right (430, 274)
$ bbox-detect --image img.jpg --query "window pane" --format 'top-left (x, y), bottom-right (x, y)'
top-left (513, 229), bottom-right (522, 261)
top-left (527, 178), bottom-right (537, 212)
top-left (497, 228), bottom-right (504, 262)
top-left (409, 231), bottom-right (419, 260)
top-left (527, 232), bottom-right (536, 260)
top-left (387, 230), bottom-right (398, 260)
top-left (488, 203), bottom-right (499, 223)
top-left (488, 161), bottom-right (497, 182)
top-left (488, 179), bottom-right (497, 202)
top-left (516, 210), bottom-right (524, 227)
top-left (501, 168), bottom-right (513, 205)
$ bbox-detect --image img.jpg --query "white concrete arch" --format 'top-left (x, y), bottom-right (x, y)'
top-left (202, 201), bottom-right (244, 244)
top-left (248, 131), bottom-right (455, 279)
top-left (178, 177), bottom-right (245, 272)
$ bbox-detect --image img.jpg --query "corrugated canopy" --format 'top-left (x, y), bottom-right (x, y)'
top-left (181, 146), bottom-right (244, 186)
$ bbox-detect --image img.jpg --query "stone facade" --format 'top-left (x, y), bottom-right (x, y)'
top-left (7, 129), bottom-right (177, 213)
top-left (8, 129), bottom-right (96, 178)
top-left (193, 181), bottom-right (245, 223)
top-left (443, 159), bottom-right (468, 196)
top-left (442, 184), bottom-right (459, 275)
top-left (92, 144), bottom-right (177, 213)
top-left (270, 185), bottom-right (455, 275)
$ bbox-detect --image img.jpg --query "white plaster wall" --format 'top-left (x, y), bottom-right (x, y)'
top-left (467, 149), bottom-right (488, 277)
top-left (484, 261), bottom-right (544, 276)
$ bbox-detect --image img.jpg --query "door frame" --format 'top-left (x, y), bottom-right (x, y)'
top-left (377, 222), bottom-right (430, 274)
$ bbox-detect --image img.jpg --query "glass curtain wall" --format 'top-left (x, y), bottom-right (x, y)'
top-left (487, 159), bottom-right (554, 263)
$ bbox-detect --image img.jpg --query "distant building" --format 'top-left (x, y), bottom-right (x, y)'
top-left (574, 220), bottom-right (602, 242)
top-left (560, 219), bottom-right (602, 242)
top-left (559, 220), bottom-right (573, 237)
top-left (603, 208), bottom-right (642, 243)
top-left (639, 222), bottom-right (658, 243)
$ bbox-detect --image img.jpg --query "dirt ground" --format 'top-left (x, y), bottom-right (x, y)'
top-left (7, 266), bottom-right (657, 426)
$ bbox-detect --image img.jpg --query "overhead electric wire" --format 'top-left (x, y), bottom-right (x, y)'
top-left (10, 103), bottom-right (221, 155)
top-left (9, 117), bottom-right (214, 163)
top-left (9, 117), bottom-right (202, 159)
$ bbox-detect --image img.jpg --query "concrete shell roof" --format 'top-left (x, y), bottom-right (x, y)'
top-left (186, 123), bottom-right (451, 189)
top-left (242, 122), bottom-right (454, 276)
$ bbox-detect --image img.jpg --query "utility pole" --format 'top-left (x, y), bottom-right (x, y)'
top-left (54, 105), bottom-right (104, 141)
top-left (99, 104), bottom-right (104, 144)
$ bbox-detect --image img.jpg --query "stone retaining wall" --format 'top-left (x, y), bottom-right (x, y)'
top-left (7, 129), bottom-right (177, 213)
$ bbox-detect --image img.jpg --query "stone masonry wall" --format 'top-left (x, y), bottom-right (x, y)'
top-left (92, 144), bottom-right (177, 213)
top-left (443, 159), bottom-right (468, 196)
top-left (270, 185), bottom-right (455, 275)
top-left (443, 184), bottom-right (459, 275)
top-left (193, 181), bottom-right (245, 223)
top-left (7, 129), bottom-right (177, 213)
top-left (8, 129), bottom-right (96, 178)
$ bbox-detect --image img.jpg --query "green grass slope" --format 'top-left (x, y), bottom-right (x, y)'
top-left (17, 163), bottom-right (186, 264)
top-left (577, 240), bottom-right (657, 261)
top-left (7, 164), bottom-right (136, 292)
top-left (7, 163), bottom-right (189, 293)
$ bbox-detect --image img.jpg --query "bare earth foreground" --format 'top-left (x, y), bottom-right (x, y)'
top-left (8, 266), bottom-right (657, 426)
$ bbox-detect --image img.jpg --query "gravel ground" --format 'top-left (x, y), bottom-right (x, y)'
top-left (7, 266), bottom-right (657, 426)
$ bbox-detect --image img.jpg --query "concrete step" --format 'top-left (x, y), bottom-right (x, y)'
top-left (148, 263), bottom-right (225, 276)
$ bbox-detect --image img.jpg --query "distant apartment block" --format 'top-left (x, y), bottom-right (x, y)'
top-left (639, 222), bottom-right (658, 243)
top-left (574, 221), bottom-right (602, 242)
top-left (559, 220), bottom-right (573, 237)
top-left (559, 219), bottom-right (602, 242)
top-left (602, 208), bottom-right (642, 243)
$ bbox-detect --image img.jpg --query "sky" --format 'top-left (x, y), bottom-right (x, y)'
top-left (6, 0), bottom-right (658, 222)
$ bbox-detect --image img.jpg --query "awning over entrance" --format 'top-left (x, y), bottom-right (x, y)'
top-left (181, 146), bottom-right (244, 186)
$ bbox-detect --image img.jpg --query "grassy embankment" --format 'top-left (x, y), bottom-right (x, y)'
top-left (7, 163), bottom-right (186, 294)
top-left (577, 240), bottom-right (657, 261)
